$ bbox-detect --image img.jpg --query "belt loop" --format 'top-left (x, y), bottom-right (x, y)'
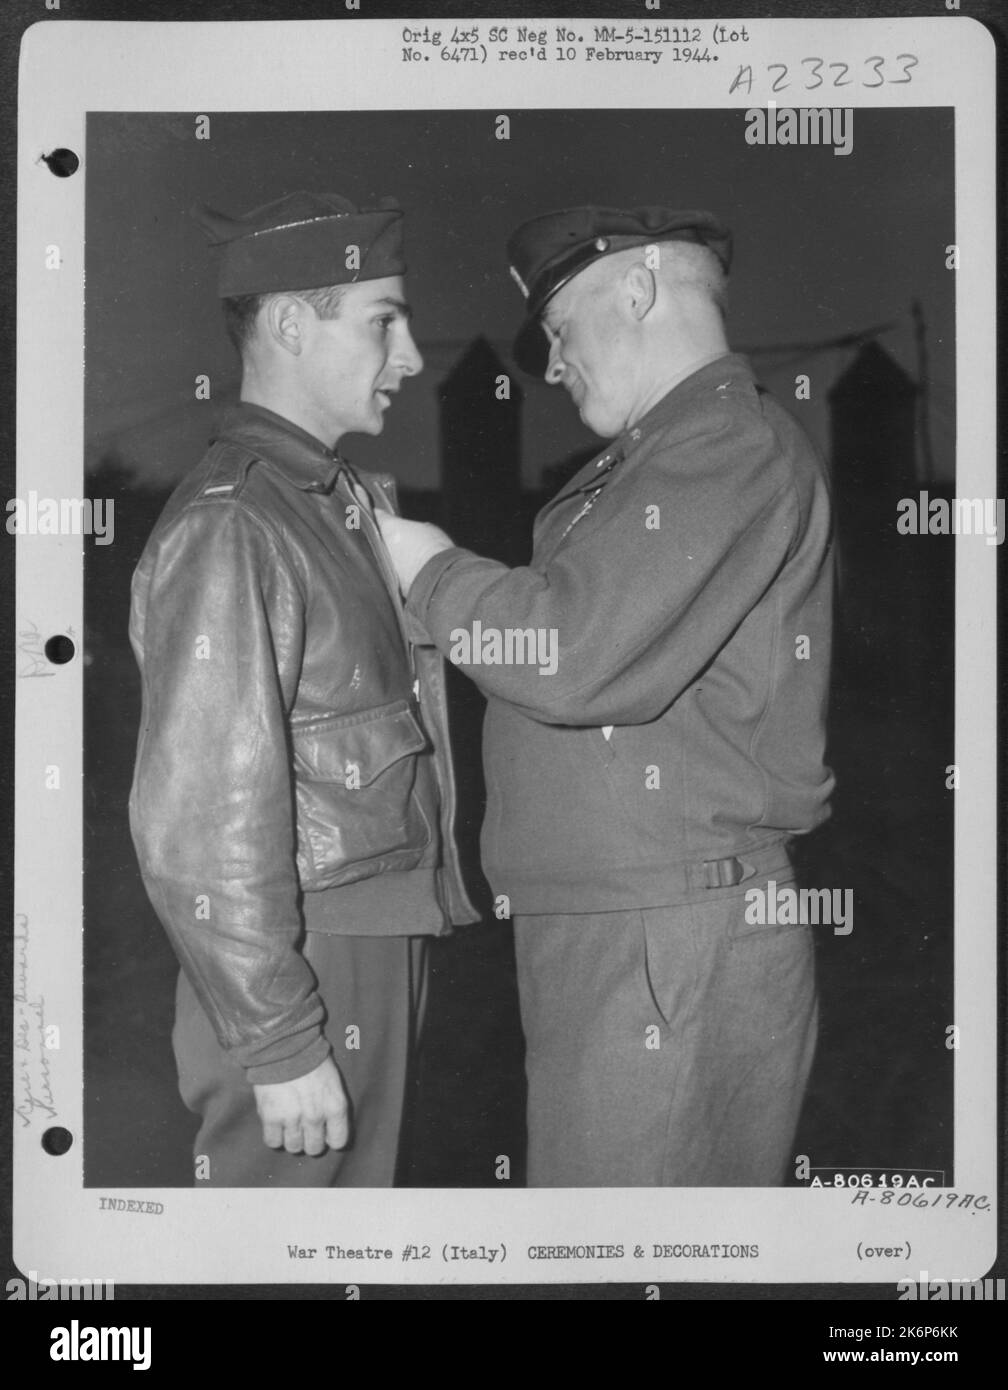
top-left (702, 859), bottom-right (722, 889)
top-left (695, 840), bottom-right (794, 892)
top-left (702, 856), bottom-right (745, 889)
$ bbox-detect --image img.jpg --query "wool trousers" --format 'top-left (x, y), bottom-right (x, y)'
top-left (513, 892), bottom-right (818, 1186)
top-left (173, 931), bottom-right (427, 1187)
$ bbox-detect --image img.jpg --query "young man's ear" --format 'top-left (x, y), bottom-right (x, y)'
top-left (624, 262), bottom-right (657, 322)
top-left (262, 295), bottom-right (306, 355)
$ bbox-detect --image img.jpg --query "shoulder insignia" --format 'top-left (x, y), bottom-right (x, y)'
top-left (196, 440), bottom-right (259, 499)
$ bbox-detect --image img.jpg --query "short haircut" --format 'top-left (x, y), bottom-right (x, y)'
top-left (221, 283), bottom-right (347, 355)
top-left (655, 240), bottom-right (729, 314)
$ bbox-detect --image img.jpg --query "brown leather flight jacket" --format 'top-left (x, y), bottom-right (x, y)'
top-left (129, 403), bottom-right (478, 1083)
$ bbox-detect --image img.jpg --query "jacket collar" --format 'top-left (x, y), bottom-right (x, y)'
top-left (549, 352), bottom-right (756, 506)
top-left (621, 351), bottom-right (755, 444)
top-left (212, 400), bottom-right (347, 493)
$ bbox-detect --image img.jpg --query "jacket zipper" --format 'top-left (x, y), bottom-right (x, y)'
top-left (337, 471), bottom-right (419, 699)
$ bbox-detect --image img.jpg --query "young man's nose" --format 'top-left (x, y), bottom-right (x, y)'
top-left (394, 328), bottom-right (423, 377)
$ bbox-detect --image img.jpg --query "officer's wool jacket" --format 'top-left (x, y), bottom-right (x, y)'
top-left (129, 403), bottom-right (477, 1084)
top-left (408, 354), bottom-right (835, 913)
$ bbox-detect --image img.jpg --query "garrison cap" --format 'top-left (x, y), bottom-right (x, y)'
top-left (507, 206), bottom-right (732, 374)
top-left (192, 192), bottom-right (406, 297)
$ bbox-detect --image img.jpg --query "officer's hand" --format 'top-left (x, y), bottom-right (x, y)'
top-left (375, 512), bottom-right (455, 594)
top-left (252, 1055), bottom-right (350, 1156)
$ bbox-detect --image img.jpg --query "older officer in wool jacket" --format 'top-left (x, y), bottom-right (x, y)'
top-left (377, 206), bottom-right (835, 1187)
top-left (129, 193), bottom-right (478, 1187)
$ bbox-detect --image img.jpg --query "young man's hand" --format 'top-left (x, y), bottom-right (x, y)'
top-left (252, 1055), bottom-right (350, 1156)
top-left (375, 511), bottom-right (455, 594)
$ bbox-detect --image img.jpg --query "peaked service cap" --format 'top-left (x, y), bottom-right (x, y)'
top-left (506, 205), bottom-right (732, 374)
top-left (192, 191), bottom-right (406, 297)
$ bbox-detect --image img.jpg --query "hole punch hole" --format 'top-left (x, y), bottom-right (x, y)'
top-left (41, 148), bottom-right (79, 178)
top-left (42, 1127), bottom-right (74, 1156)
top-left (45, 634), bottom-right (75, 665)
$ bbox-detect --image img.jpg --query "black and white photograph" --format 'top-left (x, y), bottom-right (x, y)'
top-left (83, 103), bottom-right (960, 1197)
top-left (10, 8), bottom-right (1000, 1302)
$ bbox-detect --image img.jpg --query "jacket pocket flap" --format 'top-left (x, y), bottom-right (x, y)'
top-left (292, 703), bottom-right (429, 786)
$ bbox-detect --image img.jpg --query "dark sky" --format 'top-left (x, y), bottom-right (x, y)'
top-left (85, 107), bottom-right (955, 491)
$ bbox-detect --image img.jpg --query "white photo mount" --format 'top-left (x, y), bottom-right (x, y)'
top-left (14, 13), bottom-right (998, 1288)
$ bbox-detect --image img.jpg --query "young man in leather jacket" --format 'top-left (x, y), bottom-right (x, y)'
top-left (129, 192), bottom-right (478, 1186)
